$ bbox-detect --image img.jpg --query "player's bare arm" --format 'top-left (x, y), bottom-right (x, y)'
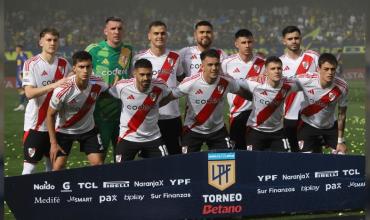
top-left (336, 106), bottom-right (347, 153)
top-left (159, 92), bottom-right (178, 107)
top-left (235, 86), bottom-right (253, 101)
top-left (24, 77), bottom-right (68, 99)
top-left (46, 106), bottom-right (66, 164)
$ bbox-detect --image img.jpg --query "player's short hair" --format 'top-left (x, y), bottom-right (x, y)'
top-left (318, 53), bottom-right (338, 67)
top-left (39, 28), bottom-right (59, 39)
top-left (235, 29), bottom-right (253, 39)
top-left (195, 20), bottom-right (213, 30)
top-left (72, 51), bottom-right (92, 66)
top-left (265, 56), bottom-right (282, 67)
top-left (134, 59), bottom-right (153, 69)
top-left (15, 44), bottom-right (23, 49)
top-left (282, 26), bottom-right (301, 37)
top-left (148, 20), bottom-right (167, 30)
top-left (200, 49), bottom-right (220, 61)
top-left (105, 16), bottom-right (123, 24)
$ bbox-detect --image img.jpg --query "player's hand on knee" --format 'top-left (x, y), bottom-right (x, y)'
top-left (50, 142), bottom-right (66, 163)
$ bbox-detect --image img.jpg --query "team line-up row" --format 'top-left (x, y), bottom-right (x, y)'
top-left (17, 18), bottom-right (347, 175)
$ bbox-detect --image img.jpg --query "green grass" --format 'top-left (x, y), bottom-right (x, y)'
top-left (3, 80), bottom-right (366, 219)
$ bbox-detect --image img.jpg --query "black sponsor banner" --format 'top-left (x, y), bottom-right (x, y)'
top-left (5, 151), bottom-right (365, 219)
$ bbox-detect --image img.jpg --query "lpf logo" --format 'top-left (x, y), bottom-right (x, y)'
top-left (208, 153), bottom-right (236, 191)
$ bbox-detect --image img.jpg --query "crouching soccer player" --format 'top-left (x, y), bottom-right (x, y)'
top-left (109, 59), bottom-right (170, 162)
top-left (47, 51), bottom-right (108, 170)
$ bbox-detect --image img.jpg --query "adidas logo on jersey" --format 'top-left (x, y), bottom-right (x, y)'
top-left (308, 89), bottom-right (315, 94)
top-left (190, 54), bottom-right (197, 60)
top-left (284, 66), bottom-right (290, 71)
top-left (260, 90), bottom-right (268, 96)
top-left (127, 95), bottom-right (135, 100)
top-left (195, 89), bottom-right (203, 95)
top-left (233, 68), bottom-right (240, 73)
top-left (41, 71), bottom-right (48, 76)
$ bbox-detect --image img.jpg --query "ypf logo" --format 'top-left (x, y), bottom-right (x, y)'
top-left (208, 152), bottom-right (236, 191)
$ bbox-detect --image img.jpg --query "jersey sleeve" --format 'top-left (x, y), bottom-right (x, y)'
top-left (227, 76), bottom-right (240, 93)
top-left (178, 48), bottom-right (190, 77)
top-left (175, 53), bottom-right (184, 77)
top-left (221, 59), bottom-right (227, 74)
top-left (238, 78), bottom-right (258, 92)
top-left (172, 80), bottom-right (191, 98)
top-left (22, 61), bottom-right (37, 87)
top-left (50, 87), bottom-right (64, 110)
top-left (109, 83), bottom-right (122, 99)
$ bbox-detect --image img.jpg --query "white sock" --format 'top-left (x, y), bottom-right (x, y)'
top-left (44, 157), bottom-right (52, 172)
top-left (22, 162), bottom-right (36, 175)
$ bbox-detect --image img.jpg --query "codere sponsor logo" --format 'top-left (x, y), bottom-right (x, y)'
top-left (314, 170), bottom-right (339, 178)
top-left (203, 153), bottom-right (242, 215)
top-left (208, 152), bottom-right (236, 191)
top-left (34, 181), bottom-right (55, 191)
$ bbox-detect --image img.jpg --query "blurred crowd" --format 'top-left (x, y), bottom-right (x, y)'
top-left (5, 3), bottom-right (365, 53)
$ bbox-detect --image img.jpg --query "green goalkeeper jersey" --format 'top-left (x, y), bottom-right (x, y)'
top-left (86, 40), bottom-right (133, 122)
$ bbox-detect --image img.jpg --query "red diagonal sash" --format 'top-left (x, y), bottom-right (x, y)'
top-left (187, 77), bottom-right (229, 130)
top-left (35, 58), bottom-right (66, 130)
top-left (256, 83), bottom-right (292, 126)
top-left (59, 84), bottom-right (102, 128)
top-left (157, 51), bottom-right (179, 82)
top-left (301, 86), bottom-right (342, 117)
top-left (230, 57), bottom-right (265, 124)
top-left (285, 54), bottom-right (314, 115)
top-left (121, 86), bottom-right (162, 139)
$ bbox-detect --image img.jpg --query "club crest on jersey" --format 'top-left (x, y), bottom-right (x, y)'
top-left (253, 64), bottom-right (260, 73)
top-left (58, 66), bottom-right (64, 73)
top-left (302, 61), bottom-right (309, 70)
top-left (280, 88), bottom-right (288, 97)
top-left (167, 57), bottom-right (174, 67)
top-left (217, 85), bottom-right (225, 94)
top-left (149, 92), bottom-right (158, 102)
top-left (28, 147), bottom-right (36, 158)
top-left (90, 92), bottom-right (98, 100)
top-left (328, 92), bottom-right (336, 101)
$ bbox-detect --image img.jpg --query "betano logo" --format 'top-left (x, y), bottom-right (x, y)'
top-left (208, 153), bottom-right (236, 191)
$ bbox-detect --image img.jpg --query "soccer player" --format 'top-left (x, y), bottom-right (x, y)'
top-left (280, 25), bottom-right (319, 152)
top-left (21, 28), bottom-right (71, 175)
top-left (132, 21), bottom-right (184, 155)
top-left (239, 56), bottom-right (300, 152)
top-left (47, 51), bottom-right (108, 170)
top-left (109, 59), bottom-right (170, 162)
top-left (13, 44), bottom-right (28, 111)
top-left (222, 29), bottom-right (265, 149)
top-left (179, 20), bottom-right (227, 77)
top-left (296, 53), bottom-right (348, 154)
top-left (165, 49), bottom-right (249, 153)
top-left (86, 16), bottom-right (133, 161)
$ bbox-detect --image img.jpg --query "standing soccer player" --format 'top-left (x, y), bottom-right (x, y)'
top-left (21, 28), bottom-right (71, 175)
top-left (165, 49), bottom-right (249, 153)
top-left (85, 16), bottom-right (133, 161)
top-left (13, 44), bottom-right (28, 111)
top-left (179, 20), bottom-right (227, 77)
top-left (109, 59), bottom-right (170, 162)
top-left (222, 29), bottom-right (265, 149)
top-left (239, 56), bottom-right (300, 152)
top-left (296, 53), bottom-right (348, 154)
top-left (47, 51), bottom-right (108, 170)
top-left (132, 21), bottom-right (184, 155)
top-left (280, 26), bottom-right (319, 152)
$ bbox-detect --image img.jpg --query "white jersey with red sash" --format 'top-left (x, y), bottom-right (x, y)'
top-left (239, 77), bottom-right (299, 132)
top-left (22, 54), bottom-right (71, 132)
top-left (109, 78), bottom-right (171, 142)
top-left (179, 46), bottom-right (227, 77)
top-left (280, 50), bottom-right (319, 120)
top-left (173, 73), bottom-right (239, 134)
top-left (297, 73), bottom-right (348, 129)
top-left (50, 75), bottom-right (108, 134)
top-left (222, 54), bottom-right (265, 123)
top-left (133, 49), bottom-right (182, 119)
